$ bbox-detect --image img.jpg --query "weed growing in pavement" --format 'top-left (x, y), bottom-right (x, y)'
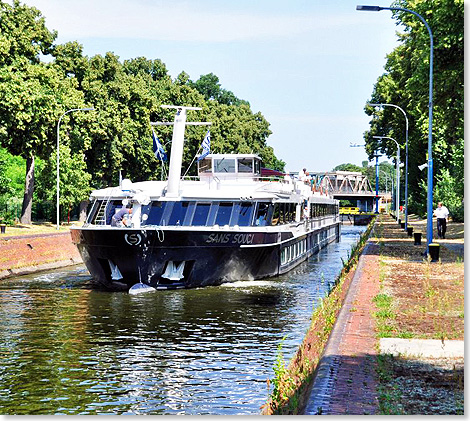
top-left (376, 354), bottom-right (404, 415)
top-left (373, 293), bottom-right (398, 338)
top-left (269, 336), bottom-right (294, 405)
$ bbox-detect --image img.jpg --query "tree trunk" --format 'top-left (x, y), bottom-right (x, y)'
top-left (20, 155), bottom-right (35, 224)
top-left (79, 200), bottom-right (89, 222)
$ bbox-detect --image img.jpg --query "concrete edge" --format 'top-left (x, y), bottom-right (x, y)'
top-left (0, 257), bottom-right (83, 280)
top-left (380, 338), bottom-right (464, 358)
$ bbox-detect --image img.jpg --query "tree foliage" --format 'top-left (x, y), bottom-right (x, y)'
top-left (0, 2), bottom-right (285, 224)
top-left (363, 0), bottom-right (463, 220)
top-left (189, 73), bottom-right (250, 106)
top-left (35, 143), bottom-right (91, 207)
top-left (0, 1), bottom-right (89, 223)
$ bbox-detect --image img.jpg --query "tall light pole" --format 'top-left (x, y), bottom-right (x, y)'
top-left (373, 136), bottom-right (400, 219)
top-left (357, 4), bottom-right (434, 250)
top-left (380, 170), bottom-right (390, 211)
top-left (368, 103), bottom-right (409, 229)
top-left (57, 107), bottom-right (94, 230)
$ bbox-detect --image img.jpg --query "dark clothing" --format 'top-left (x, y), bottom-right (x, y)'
top-left (112, 208), bottom-right (129, 227)
top-left (437, 218), bottom-right (447, 239)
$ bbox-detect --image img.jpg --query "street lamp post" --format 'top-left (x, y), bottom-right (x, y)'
top-left (368, 103), bottom-right (409, 229)
top-left (380, 170), bottom-right (389, 211)
top-left (374, 152), bottom-right (380, 213)
top-left (57, 107), bottom-right (94, 230)
top-left (373, 136), bottom-right (400, 220)
top-left (357, 4), bottom-right (434, 250)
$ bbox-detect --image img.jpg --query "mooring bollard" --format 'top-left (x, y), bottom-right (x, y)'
top-left (407, 227), bottom-right (413, 237)
top-left (414, 232), bottom-right (422, 245)
top-left (0, 224), bottom-right (5, 234)
top-left (428, 243), bottom-right (440, 262)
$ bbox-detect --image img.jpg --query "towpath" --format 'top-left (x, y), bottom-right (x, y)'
top-left (302, 214), bottom-right (464, 415)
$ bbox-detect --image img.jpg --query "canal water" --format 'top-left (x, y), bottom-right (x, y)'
top-left (0, 225), bottom-right (366, 415)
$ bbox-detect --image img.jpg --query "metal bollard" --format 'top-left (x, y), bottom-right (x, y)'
top-left (413, 232), bottom-right (422, 245)
top-left (428, 243), bottom-right (440, 262)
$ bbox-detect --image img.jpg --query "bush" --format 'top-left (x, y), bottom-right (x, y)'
top-left (434, 169), bottom-right (464, 222)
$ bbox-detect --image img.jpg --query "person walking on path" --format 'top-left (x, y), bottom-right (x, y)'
top-left (433, 202), bottom-right (449, 239)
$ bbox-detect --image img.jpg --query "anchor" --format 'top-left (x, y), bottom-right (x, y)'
top-left (129, 268), bottom-right (156, 295)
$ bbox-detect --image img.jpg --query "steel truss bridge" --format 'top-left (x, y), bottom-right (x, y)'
top-left (309, 171), bottom-right (391, 212)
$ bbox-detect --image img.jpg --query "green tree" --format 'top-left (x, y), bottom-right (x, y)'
top-left (35, 143), bottom-right (92, 218)
top-left (0, 1), bottom-right (89, 224)
top-left (189, 73), bottom-right (249, 106)
top-left (0, 0), bottom-right (56, 67)
top-left (0, 61), bottom-right (86, 223)
top-left (332, 163), bottom-right (363, 172)
top-left (364, 0), bottom-right (463, 218)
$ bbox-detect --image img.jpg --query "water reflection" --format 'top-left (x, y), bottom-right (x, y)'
top-left (0, 226), bottom-right (365, 415)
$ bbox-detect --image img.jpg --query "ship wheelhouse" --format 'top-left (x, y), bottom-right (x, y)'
top-left (197, 154), bottom-right (262, 181)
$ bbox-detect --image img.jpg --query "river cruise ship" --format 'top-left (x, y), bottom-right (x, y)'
top-left (70, 106), bottom-right (340, 291)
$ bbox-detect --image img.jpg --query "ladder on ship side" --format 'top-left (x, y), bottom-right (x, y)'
top-left (94, 195), bottom-right (113, 225)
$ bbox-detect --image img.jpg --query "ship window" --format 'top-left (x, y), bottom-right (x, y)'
top-left (238, 158), bottom-right (253, 173)
top-left (285, 203), bottom-right (292, 223)
top-left (198, 158), bottom-right (212, 173)
top-left (255, 202), bottom-right (270, 226)
top-left (142, 201), bottom-right (167, 225)
top-left (168, 201), bottom-right (189, 225)
top-left (214, 158), bottom-right (235, 173)
top-left (215, 202), bottom-right (233, 226)
top-left (272, 203), bottom-right (280, 226)
top-left (287, 203), bottom-right (293, 223)
top-left (107, 201), bottom-right (127, 225)
top-left (87, 200), bottom-right (101, 224)
top-left (254, 159), bottom-right (261, 174)
top-left (284, 203), bottom-right (294, 223)
top-left (192, 203), bottom-right (211, 226)
top-left (238, 202), bottom-right (254, 226)
top-left (279, 203), bottom-right (285, 224)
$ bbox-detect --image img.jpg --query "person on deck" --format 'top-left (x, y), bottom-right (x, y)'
top-left (433, 202), bottom-right (449, 239)
top-left (111, 207), bottom-right (132, 227)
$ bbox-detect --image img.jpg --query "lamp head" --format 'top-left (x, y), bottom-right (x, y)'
top-left (356, 5), bottom-right (382, 11)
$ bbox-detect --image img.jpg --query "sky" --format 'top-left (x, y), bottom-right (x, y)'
top-left (25, 0), bottom-right (401, 173)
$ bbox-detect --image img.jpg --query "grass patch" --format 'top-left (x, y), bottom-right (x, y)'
top-left (373, 293), bottom-right (398, 338)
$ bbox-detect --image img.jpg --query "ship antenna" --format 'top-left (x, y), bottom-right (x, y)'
top-left (151, 105), bottom-right (211, 197)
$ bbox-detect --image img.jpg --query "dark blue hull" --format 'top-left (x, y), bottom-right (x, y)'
top-left (71, 223), bottom-right (341, 291)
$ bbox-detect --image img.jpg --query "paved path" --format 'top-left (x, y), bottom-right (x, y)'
top-left (303, 243), bottom-right (380, 415)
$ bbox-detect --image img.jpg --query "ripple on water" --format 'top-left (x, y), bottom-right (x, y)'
top-left (0, 226), bottom-right (366, 415)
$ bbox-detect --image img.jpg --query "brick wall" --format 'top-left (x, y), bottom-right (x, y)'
top-left (0, 232), bottom-right (82, 273)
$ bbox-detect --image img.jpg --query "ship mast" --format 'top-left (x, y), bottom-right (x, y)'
top-left (151, 105), bottom-right (211, 198)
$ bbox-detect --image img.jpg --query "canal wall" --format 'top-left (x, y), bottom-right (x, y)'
top-left (0, 232), bottom-right (82, 279)
top-left (262, 217), bottom-right (376, 415)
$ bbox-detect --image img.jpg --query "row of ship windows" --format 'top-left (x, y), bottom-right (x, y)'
top-left (280, 239), bottom-right (308, 265)
top-left (91, 200), bottom-right (338, 227)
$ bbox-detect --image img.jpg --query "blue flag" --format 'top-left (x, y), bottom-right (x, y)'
top-left (152, 130), bottom-right (167, 161)
top-left (197, 130), bottom-right (211, 161)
